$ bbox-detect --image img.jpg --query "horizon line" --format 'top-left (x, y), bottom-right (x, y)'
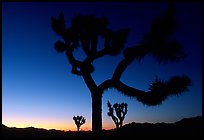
top-left (2, 115), bottom-right (202, 131)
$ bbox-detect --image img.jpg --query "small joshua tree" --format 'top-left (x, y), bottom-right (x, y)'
top-left (73, 115), bottom-right (86, 131)
top-left (107, 101), bottom-right (128, 129)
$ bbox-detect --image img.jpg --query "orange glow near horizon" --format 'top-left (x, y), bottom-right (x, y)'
top-left (2, 116), bottom-right (92, 131)
top-left (2, 116), bottom-right (116, 131)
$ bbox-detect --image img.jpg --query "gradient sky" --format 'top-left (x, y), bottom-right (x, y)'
top-left (2, 2), bottom-right (202, 131)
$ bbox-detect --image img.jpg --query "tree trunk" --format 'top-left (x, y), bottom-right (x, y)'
top-left (116, 123), bottom-right (119, 129)
top-left (82, 72), bottom-right (102, 135)
top-left (91, 92), bottom-right (102, 135)
top-left (120, 121), bottom-right (123, 128)
top-left (77, 126), bottom-right (80, 132)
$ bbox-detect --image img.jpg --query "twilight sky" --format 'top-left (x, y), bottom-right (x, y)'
top-left (2, 2), bottom-right (202, 131)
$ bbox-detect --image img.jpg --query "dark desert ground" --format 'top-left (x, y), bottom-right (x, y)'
top-left (2, 116), bottom-right (203, 139)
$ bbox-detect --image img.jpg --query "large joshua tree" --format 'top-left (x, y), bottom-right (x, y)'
top-left (51, 5), bottom-right (191, 134)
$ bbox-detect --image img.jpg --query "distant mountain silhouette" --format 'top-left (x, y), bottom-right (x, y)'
top-left (2, 116), bottom-right (202, 139)
top-left (105, 116), bottom-right (202, 139)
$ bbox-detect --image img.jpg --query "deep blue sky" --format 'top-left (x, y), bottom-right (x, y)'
top-left (2, 2), bottom-right (202, 131)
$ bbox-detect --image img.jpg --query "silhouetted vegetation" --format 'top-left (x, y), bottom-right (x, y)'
top-left (73, 115), bottom-right (86, 132)
top-left (51, 4), bottom-right (191, 135)
top-left (107, 101), bottom-right (128, 129)
top-left (2, 116), bottom-right (203, 139)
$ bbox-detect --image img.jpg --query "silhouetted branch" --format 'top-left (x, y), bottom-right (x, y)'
top-left (99, 76), bottom-right (191, 106)
top-left (54, 41), bottom-right (66, 53)
top-left (107, 29), bottom-right (129, 56)
top-left (136, 75), bottom-right (191, 106)
top-left (164, 75), bottom-right (192, 95)
top-left (98, 80), bottom-right (145, 97)
top-left (82, 72), bottom-right (98, 94)
top-left (51, 14), bottom-right (129, 76)
top-left (123, 5), bottom-right (186, 64)
top-left (114, 81), bottom-right (146, 98)
top-left (98, 79), bottom-right (113, 93)
top-left (112, 57), bottom-right (134, 81)
top-left (71, 15), bottom-right (109, 56)
top-left (65, 49), bottom-right (83, 75)
top-left (150, 40), bottom-right (186, 63)
top-left (51, 12), bottom-right (65, 36)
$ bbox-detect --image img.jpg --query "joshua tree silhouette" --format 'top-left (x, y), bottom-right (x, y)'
top-left (51, 5), bottom-right (191, 135)
top-left (73, 115), bottom-right (86, 132)
top-left (107, 101), bottom-right (128, 129)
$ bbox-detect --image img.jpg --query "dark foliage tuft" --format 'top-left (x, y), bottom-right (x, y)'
top-left (54, 41), bottom-right (66, 53)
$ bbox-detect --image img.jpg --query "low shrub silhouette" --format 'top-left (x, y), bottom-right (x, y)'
top-left (107, 101), bottom-right (128, 129)
top-left (73, 115), bottom-right (86, 131)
